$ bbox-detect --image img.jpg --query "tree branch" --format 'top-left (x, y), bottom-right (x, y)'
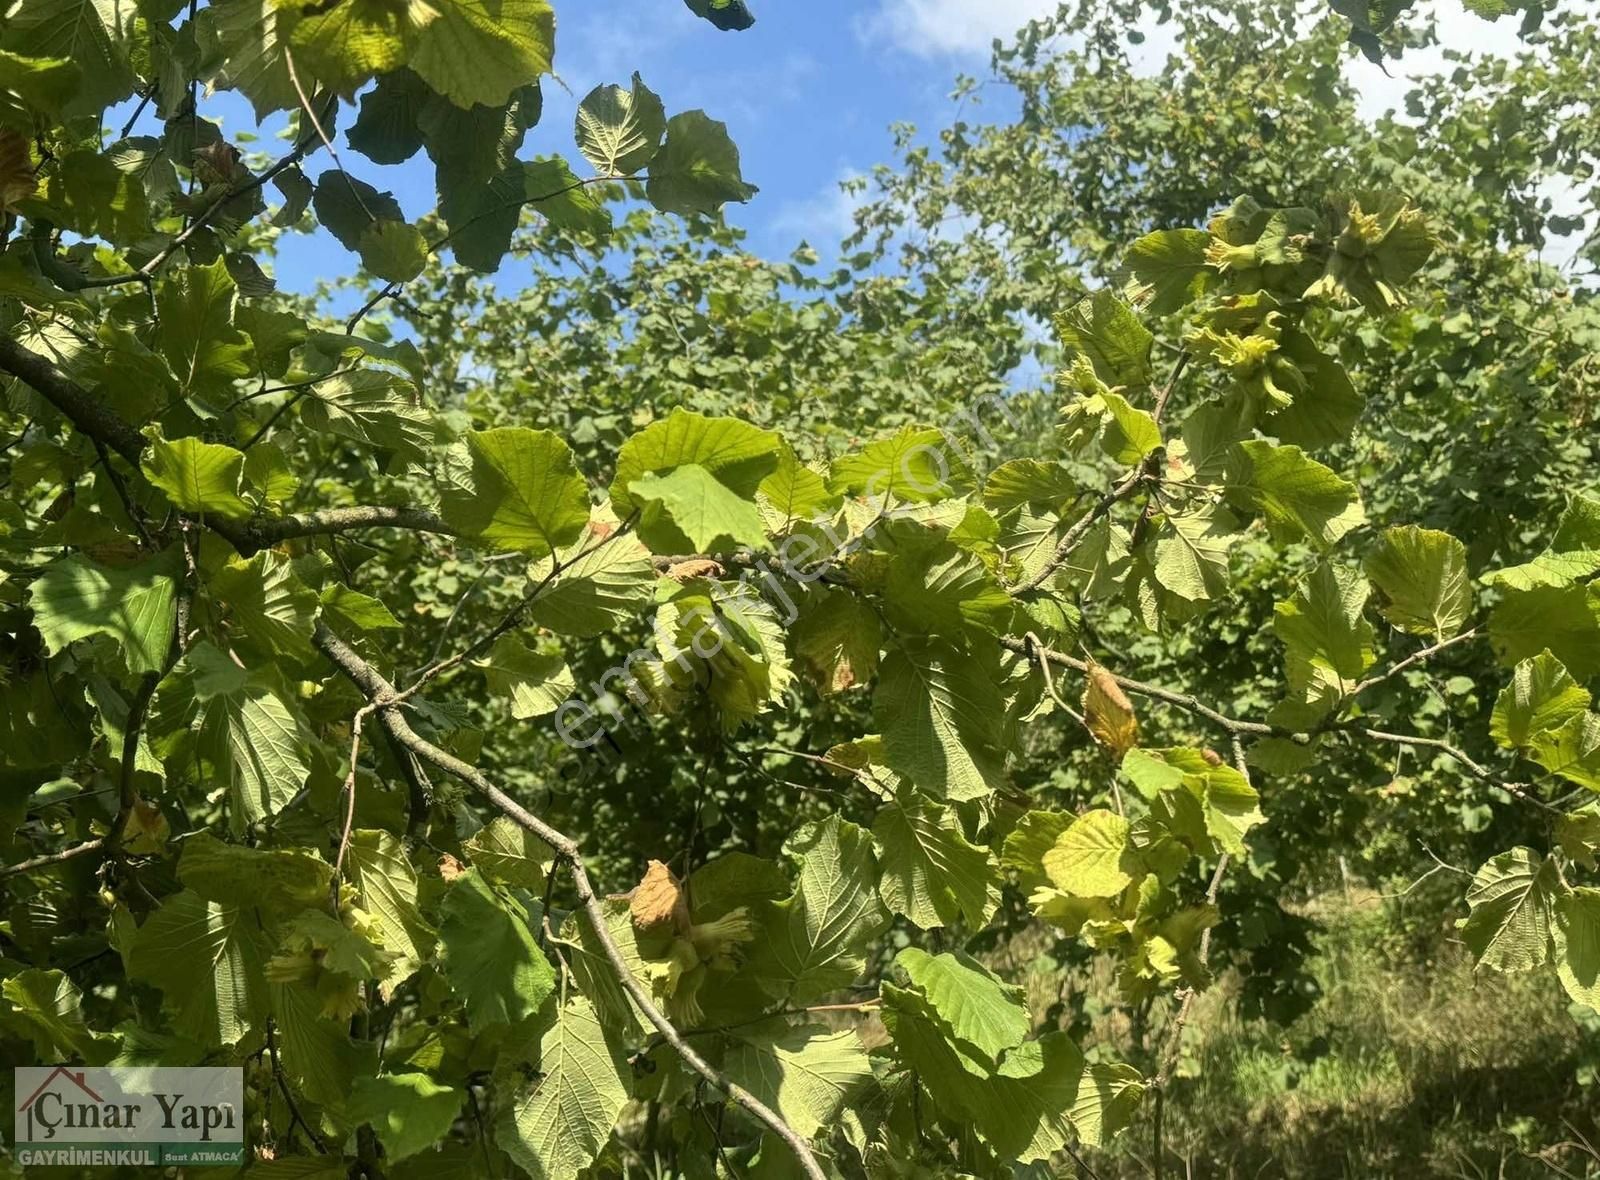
top-left (310, 622), bottom-right (829, 1180)
top-left (0, 838), bottom-right (105, 880)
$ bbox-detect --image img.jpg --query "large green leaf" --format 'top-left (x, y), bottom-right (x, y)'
top-left (645, 110), bottom-right (757, 216)
top-left (1043, 809), bottom-right (1136, 898)
top-left (1490, 650), bottom-right (1590, 749)
top-left (464, 816), bottom-right (552, 890)
top-left (1054, 290), bottom-right (1153, 387)
top-left (527, 528), bottom-right (657, 637)
top-left (872, 796), bottom-right (999, 929)
top-left (474, 635), bottom-right (574, 719)
top-left (348, 1073), bottom-right (463, 1162)
top-left (0, 969), bottom-right (119, 1063)
top-left (893, 947), bottom-right (1029, 1068)
top-left (1458, 848), bottom-right (1564, 973)
top-left (1363, 525), bottom-right (1471, 638)
top-left (0, 0), bottom-right (134, 114)
top-left (281, 0), bottom-right (433, 94)
top-left (150, 643), bottom-right (312, 835)
top-left (347, 830), bottom-right (435, 993)
top-left (141, 433), bottom-right (254, 520)
top-left (1226, 440), bottom-right (1364, 548)
top-left (628, 463), bottom-right (769, 553)
top-left (610, 408), bottom-right (780, 518)
top-left (155, 257), bottom-right (253, 395)
top-left (127, 890), bottom-right (271, 1046)
top-left (1559, 887), bottom-right (1600, 1015)
top-left (1125, 228), bottom-right (1212, 315)
top-left (749, 816), bottom-right (890, 1004)
top-left (1273, 563), bottom-right (1376, 701)
top-left (441, 427), bottom-right (590, 555)
top-left (409, 0), bottom-right (554, 109)
top-left (208, 550), bottom-right (320, 660)
top-left (723, 1021), bottom-right (871, 1140)
top-left (436, 868), bottom-right (554, 1029)
top-left (575, 73), bottom-right (665, 176)
top-left (28, 551), bottom-right (177, 675)
top-left (297, 369), bottom-right (438, 462)
top-left (1489, 584), bottom-right (1600, 680)
top-left (499, 995), bottom-right (630, 1180)
top-left (873, 640), bottom-right (1006, 801)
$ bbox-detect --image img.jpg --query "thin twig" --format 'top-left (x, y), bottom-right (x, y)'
top-left (1351, 627), bottom-right (1480, 696)
top-left (0, 838), bottom-right (105, 879)
top-left (311, 623), bottom-right (830, 1180)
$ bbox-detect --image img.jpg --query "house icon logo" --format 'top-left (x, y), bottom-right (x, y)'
top-left (12, 1064), bottom-right (244, 1167)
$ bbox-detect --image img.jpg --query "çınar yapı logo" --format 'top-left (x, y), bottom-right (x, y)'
top-left (14, 1066), bottom-right (244, 1167)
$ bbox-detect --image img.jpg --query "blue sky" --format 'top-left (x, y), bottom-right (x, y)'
top-left (242, 0), bottom-right (1040, 294)
top-left (222, 0), bottom-right (1560, 295)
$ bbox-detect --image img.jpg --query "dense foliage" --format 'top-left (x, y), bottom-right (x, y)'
top-left (1, 1), bottom-right (1597, 1178)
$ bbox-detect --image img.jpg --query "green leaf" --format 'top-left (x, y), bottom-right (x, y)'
top-left (1043, 809), bottom-right (1136, 898)
top-left (270, 977), bottom-right (375, 1108)
top-left (500, 995), bottom-right (630, 1180)
top-left (527, 528), bottom-right (656, 637)
top-left (176, 831), bottom-right (333, 911)
top-left (436, 868), bottom-right (554, 1029)
top-left (750, 816), bottom-right (891, 1004)
top-left (1528, 712), bottom-right (1600, 792)
top-left (346, 830), bottom-right (435, 992)
top-left (894, 947), bottom-right (1029, 1067)
top-left (873, 640), bottom-right (1007, 801)
top-left (127, 890), bottom-right (270, 1046)
top-left (154, 257), bottom-right (253, 395)
top-left (28, 551), bottom-right (177, 675)
top-left (464, 816), bottom-right (552, 890)
top-left (1364, 525), bottom-right (1471, 638)
top-left (982, 458), bottom-right (1079, 512)
top-left (884, 544), bottom-right (1012, 638)
top-left (575, 72), bottom-right (665, 176)
top-left (1054, 290), bottom-right (1153, 387)
top-left (1, 0), bottom-right (134, 115)
top-left (0, 968), bottom-right (119, 1063)
top-left (208, 550), bottom-right (319, 660)
top-left (474, 634), bottom-right (574, 719)
top-left (150, 642), bottom-right (312, 835)
top-left (1124, 228), bottom-right (1212, 315)
top-left (1001, 810), bottom-right (1073, 892)
top-left (628, 463), bottom-right (769, 553)
top-left (195, 0), bottom-right (296, 118)
top-left (409, 0), bottom-right (553, 108)
top-left (645, 109), bottom-right (757, 215)
top-left (522, 156), bottom-right (612, 237)
top-left (872, 795), bottom-right (999, 929)
top-left (1491, 651), bottom-right (1590, 749)
top-left (281, 0), bottom-right (432, 93)
top-left (320, 584), bottom-right (402, 631)
top-left (441, 427), bottom-right (590, 556)
top-left (313, 174), bottom-right (404, 253)
top-left (723, 1022), bottom-right (871, 1140)
top-left (829, 425), bottom-right (972, 503)
top-left (141, 432), bottom-right (253, 519)
top-left (1274, 563), bottom-right (1377, 701)
top-left (348, 1074), bottom-right (463, 1163)
top-left (357, 219), bottom-right (428, 282)
top-left (1489, 584), bottom-right (1600, 680)
top-left (612, 409), bottom-right (780, 518)
top-left (1457, 847), bottom-right (1564, 973)
top-left (1152, 504), bottom-right (1239, 602)
top-left (791, 587), bottom-right (880, 694)
top-left (882, 984), bottom-right (1136, 1156)
top-left (1226, 440), bottom-right (1364, 548)
top-left (1559, 888), bottom-right (1600, 1015)
top-left (297, 368), bottom-right (438, 462)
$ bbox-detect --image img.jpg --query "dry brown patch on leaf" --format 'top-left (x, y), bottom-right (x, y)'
top-left (630, 858), bottom-right (689, 933)
top-left (438, 852), bottom-right (466, 882)
top-left (666, 558), bottom-right (724, 581)
top-left (1084, 662), bottom-right (1139, 761)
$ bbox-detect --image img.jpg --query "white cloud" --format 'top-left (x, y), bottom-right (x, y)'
top-left (1342, 1), bottom-right (1522, 123)
top-left (857, 0), bottom-right (1058, 58)
top-left (771, 169), bottom-right (869, 247)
